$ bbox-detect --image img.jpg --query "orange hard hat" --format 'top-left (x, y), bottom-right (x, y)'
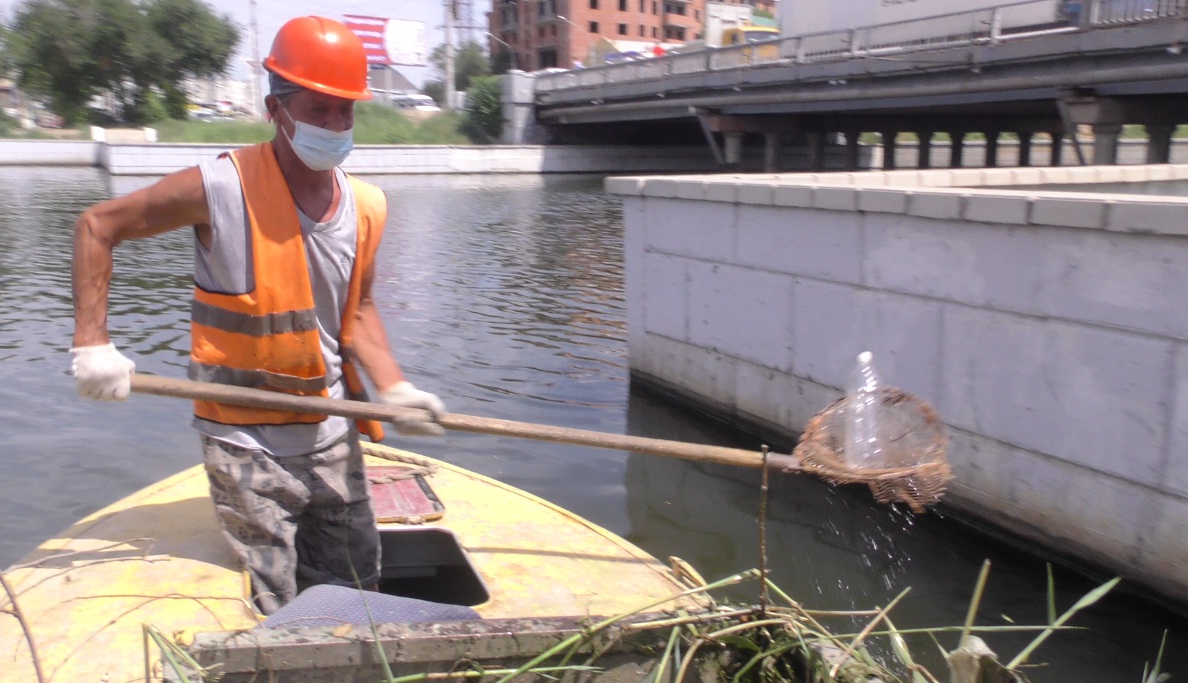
top-left (264, 16), bottom-right (373, 100)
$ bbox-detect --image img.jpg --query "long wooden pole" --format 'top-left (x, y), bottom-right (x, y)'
top-left (131, 375), bottom-right (802, 471)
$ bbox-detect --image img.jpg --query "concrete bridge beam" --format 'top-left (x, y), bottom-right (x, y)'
top-left (919, 131), bottom-right (933, 169)
top-left (764, 133), bottom-right (781, 172)
top-left (1147, 124), bottom-right (1174, 164)
top-left (881, 131), bottom-right (898, 170)
top-left (1018, 132), bottom-right (1034, 167)
top-left (985, 131), bottom-right (1001, 168)
top-left (844, 131), bottom-right (861, 171)
top-left (807, 131), bottom-right (826, 171)
top-left (950, 132), bottom-right (966, 168)
top-left (723, 132), bottom-right (743, 169)
top-left (1050, 132), bottom-right (1065, 167)
top-left (1092, 123), bottom-right (1122, 165)
top-left (501, 72), bottom-right (541, 145)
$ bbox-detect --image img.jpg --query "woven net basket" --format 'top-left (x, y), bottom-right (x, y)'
top-left (792, 386), bottom-right (951, 513)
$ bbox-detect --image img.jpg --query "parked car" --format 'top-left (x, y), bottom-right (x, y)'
top-left (35, 112), bottom-right (64, 129)
top-left (389, 93), bottom-right (441, 112)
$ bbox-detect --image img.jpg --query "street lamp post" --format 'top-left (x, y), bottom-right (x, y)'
top-left (249, 0), bottom-right (263, 118)
top-left (445, 0), bottom-right (457, 111)
top-left (557, 11), bottom-right (580, 68)
top-left (485, 32), bottom-right (517, 71)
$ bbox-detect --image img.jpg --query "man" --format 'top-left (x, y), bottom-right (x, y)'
top-left (69, 16), bottom-right (446, 614)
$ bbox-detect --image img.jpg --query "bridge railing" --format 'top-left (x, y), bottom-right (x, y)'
top-left (1093, 0), bottom-right (1188, 24)
top-left (669, 51), bottom-right (712, 75)
top-left (533, 0), bottom-right (1188, 94)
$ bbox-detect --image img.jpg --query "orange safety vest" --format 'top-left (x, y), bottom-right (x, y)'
top-left (189, 142), bottom-right (386, 441)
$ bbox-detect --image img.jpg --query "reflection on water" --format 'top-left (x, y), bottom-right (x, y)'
top-left (0, 166), bottom-right (1184, 682)
top-left (625, 387), bottom-right (1187, 680)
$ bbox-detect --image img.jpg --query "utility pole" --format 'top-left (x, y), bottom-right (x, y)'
top-left (444, 0), bottom-right (457, 111)
top-left (249, 0), bottom-right (263, 118)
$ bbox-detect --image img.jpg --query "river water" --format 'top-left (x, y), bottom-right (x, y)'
top-left (0, 166), bottom-right (1184, 681)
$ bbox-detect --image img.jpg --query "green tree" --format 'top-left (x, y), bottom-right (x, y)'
top-left (428, 40), bottom-right (490, 92)
top-left (422, 79), bottom-right (445, 107)
top-left (489, 49), bottom-right (514, 75)
top-left (144, 0), bottom-right (239, 119)
top-left (460, 75), bottom-right (502, 143)
top-left (13, 0), bottom-right (141, 123)
top-left (10, 0), bottom-right (238, 125)
top-left (0, 25), bottom-right (16, 78)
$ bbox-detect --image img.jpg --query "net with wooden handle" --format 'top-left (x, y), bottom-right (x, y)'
top-left (130, 374), bottom-right (950, 510)
top-left (792, 386), bottom-right (951, 513)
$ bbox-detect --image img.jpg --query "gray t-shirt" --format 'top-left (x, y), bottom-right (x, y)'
top-left (192, 154), bottom-right (359, 456)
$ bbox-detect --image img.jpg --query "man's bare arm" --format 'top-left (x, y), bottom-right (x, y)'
top-left (350, 258), bottom-right (405, 393)
top-left (72, 167), bottom-right (210, 347)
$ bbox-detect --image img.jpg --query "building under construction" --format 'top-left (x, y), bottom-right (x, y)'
top-left (488, 0), bottom-right (774, 71)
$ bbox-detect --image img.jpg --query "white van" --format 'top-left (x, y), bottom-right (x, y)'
top-left (389, 93), bottom-right (441, 112)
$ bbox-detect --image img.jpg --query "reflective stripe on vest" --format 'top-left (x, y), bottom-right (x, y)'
top-left (190, 142), bottom-right (387, 440)
top-left (191, 298), bottom-right (320, 336)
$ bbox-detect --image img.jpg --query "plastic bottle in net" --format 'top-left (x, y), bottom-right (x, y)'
top-left (845, 351), bottom-right (886, 469)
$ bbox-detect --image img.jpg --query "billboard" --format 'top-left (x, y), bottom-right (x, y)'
top-left (343, 15), bottom-right (428, 67)
top-left (386, 19), bottom-right (429, 67)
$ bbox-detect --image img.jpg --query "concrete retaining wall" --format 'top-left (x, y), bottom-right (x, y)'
top-left (607, 164), bottom-right (1188, 607)
top-left (0, 140), bottom-right (718, 176)
top-left (2, 137), bottom-right (1185, 175)
top-left (0, 139), bottom-right (98, 166)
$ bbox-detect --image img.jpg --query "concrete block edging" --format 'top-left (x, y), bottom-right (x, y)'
top-left (608, 162), bottom-right (1188, 608)
top-left (615, 164), bottom-right (1188, 235)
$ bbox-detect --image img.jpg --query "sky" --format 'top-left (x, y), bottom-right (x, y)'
top-left (0, 0), bottom-right (492, 89)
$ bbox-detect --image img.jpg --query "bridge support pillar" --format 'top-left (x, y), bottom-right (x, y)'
top-left (764, 133), bottom-right (782, 172)
top-left (806, 131), bottom-right (826, 170)
top-left (985, 131), bottom-right (1001, 168)
top-left (844, 131), bottom-right (860, 171)
top-left (724, 132), bottom-right (743, 169)
top-left (500, 72), bottom-right (543, 144)
top-left (881, 131), bottom-right (898, 170)
top-left (1146, 124), bottom-right (1174, 164)
top-left (1018, 132), bottom-right (1034, 167)
top-left (1049, 132), bottom-right (1064, 166)
top-left (918, 131), bottom-right (933, 169)
top-left (950, 132), bottom-right (966, 168)
top-left (1092, 123), bottom-right (1122, 165)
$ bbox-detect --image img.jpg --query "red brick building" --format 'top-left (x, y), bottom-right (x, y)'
top-left (488, 0), bottom-right (709, 71)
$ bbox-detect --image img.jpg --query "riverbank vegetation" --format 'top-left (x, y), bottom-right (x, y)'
top-left (0, 0), bottom-right (505, 143)
top-left (0, 100), bottom-right (496, 145)
top-left (145, 562), bottom-right (1160, 683)
top-left (4, 0), bottom-right (238, 126)
top-left (151, 104), bottom-right (474, 145)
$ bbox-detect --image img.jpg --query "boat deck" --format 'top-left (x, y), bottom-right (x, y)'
top-left (0, 444), bottom-right (699, 682)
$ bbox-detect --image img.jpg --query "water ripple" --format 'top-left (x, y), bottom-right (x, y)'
top-left (1, 168), bottom-right (1183, 683)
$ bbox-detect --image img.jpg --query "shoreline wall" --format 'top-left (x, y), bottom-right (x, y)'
top-left (7, 138), bottom-right (1188, 176)
top-left (608, 164), bottom-right (1188, 609)
top-left (0, 140), bottom-right (720, 175)
top-left (0, 140), bottom-right (99, 166)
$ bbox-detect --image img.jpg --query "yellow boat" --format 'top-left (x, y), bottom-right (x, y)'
top-left (0, 442), bottom-right (710, 682)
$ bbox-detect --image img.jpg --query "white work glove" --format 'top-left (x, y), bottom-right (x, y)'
top-left (381, 381), bottom-right (447, 436)
top-left (70, 343), bottom-right (136, 401)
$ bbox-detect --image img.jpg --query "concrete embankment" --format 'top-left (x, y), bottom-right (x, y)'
top-left (5, 137), bottom-right (1188, 175)
top-left (608, 164), bottom-right (1188, 610)
top-left (0, 139), bottom-right (720, 175)
top-left (0, 139), bottom-right (100, 166)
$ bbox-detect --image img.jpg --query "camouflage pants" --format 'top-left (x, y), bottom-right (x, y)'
top-left (201, 431), bottom-right (381, 615)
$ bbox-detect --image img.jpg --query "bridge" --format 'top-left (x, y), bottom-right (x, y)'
top-left (501, 0), bottom-right (1188, 170)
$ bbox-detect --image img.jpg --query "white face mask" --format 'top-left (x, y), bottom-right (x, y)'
top-left (279, 105), bottom-right (354, 171)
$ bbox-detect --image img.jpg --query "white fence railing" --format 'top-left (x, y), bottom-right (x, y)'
top-left (1093, 0), bottom-right (1188, 24)
top-left (533, 0), bottom-right (1186, 93)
